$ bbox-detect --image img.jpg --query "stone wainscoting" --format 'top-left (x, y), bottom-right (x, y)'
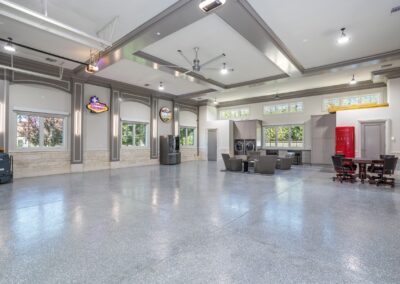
top-left (181, 148), bottom-right (198, 162)
top-left (112, 148), bottom-right (158, 169)
top-left (10, 147), bottom-right (200, 178)
top-left (83, 150), bottom-right (110, 172)
top-left (10, 151), bottom-right (71, 178)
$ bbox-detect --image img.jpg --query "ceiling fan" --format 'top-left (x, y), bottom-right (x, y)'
top-left (159, 47), bottom-right (234, 77)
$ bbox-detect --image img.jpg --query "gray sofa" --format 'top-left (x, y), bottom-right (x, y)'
top-left (254, 155), bottom-right (278, 174)
top-left (222, 154), bottom-right (243, 172)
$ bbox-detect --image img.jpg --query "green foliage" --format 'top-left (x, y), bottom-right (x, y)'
top-left (44, 117), bottom-right (64, 147)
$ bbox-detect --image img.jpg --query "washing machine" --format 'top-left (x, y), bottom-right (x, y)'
top-left (244, 140), bottom-right (256, 155)
top-left (234, 140), bottom-right (245, 155)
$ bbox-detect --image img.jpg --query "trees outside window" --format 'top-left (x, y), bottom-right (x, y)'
top-left (17, 114), bottom-right (64, 149)
top-left (263, 125), bottom-right (304, 148)
top-left (180, 127), bottom-right (195, 146)
top-left (122, 122), bottom-right (147, 147)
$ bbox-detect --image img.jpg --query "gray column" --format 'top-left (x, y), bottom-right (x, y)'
top-left (0, 78), bottom-right (9, 152)
top-left (150, 97), bottom-right (158, 159)
top-left (197, 106), bottom-right (200, 157)
top-left (110, 89), bottom-right (121, 161)
top-left (71, 80), bottom-right (84, 164)
top-left (173, 102), bottom-right (180, 137)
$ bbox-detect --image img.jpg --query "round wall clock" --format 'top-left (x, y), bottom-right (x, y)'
top-left (159, 107), bottom-right (173, 123)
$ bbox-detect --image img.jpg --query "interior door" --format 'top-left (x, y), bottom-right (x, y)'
top-left (208, 129), bottom-right (217, 161)
top-left (361, 122), bottom-right (385, 159)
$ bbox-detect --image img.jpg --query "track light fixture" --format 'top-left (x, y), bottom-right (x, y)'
top-left (85, 50), bottom-right (99, 74)
top-left (3, 37), bottom-right (16, 52)
top-left (337, 28), bottom-right (350, 45)
top-left (349, 74), bottom-right (357, 85)
top-left (158, 82), bottom-right (165, 91)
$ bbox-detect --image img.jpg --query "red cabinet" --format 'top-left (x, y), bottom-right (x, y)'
top-left (336, 126), bottom-right (355, 158)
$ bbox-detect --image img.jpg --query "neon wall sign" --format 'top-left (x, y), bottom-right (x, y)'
top-left (86, 96), bottom-right (109, 114)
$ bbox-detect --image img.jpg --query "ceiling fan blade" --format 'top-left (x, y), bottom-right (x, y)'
top-left (200, 53), bottom-right (226, 68)
top-left (177, 50), bottom-right (193, 68)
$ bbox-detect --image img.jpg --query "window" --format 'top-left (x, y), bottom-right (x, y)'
top-left (219, 108), bottom-right (250, 120)
top-left (180, 127), bottom-right (195, 146)
top-left (16, 113), bottom-right (65, 149)
top-left (263, 125), bottom-right (304, 148)
top-left (323, 93), bottom-right (382, 111)
top-left (122, 122), bottom-right (147, 147)
top-left (264, 102), bottom-right (303, 115)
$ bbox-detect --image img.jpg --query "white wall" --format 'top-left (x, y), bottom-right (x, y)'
top-left (336, 78), bottom-right (400, 157)
top-left (217, 87), bottom-right (386, 150)
top-left (84, 84), bottom-right (110, 151)
top-left (179, 110), bottom-right (197, 127)
top-left (199, 105), bottom-right (233, 160)
top-left (120, 101), bottom-right (150, 123)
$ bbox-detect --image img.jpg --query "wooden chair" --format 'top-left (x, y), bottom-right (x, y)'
top-left (332, 155), bottom-right (357, 183)
top-left (368, 157), bottom-right (398, 188)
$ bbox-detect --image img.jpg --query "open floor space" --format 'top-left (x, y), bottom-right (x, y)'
top-left (1, 162), bottom-right (400, 283)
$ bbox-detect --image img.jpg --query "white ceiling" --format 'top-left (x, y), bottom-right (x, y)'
top-left (96, 58), bottom-right (209, 95)
top-left (142, 14), bottom-right (284, 85)
top-left (208, 59), bottom-right (400, 102)
top-left (7, 0), bottom-right (179, 43)
top-left (0, 17), bottom-right (89, 69)
top-left (248, 0), bottom-right (400, 69)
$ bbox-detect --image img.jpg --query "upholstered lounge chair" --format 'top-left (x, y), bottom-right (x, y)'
top-left (254, 155), bottom-right (277, 174)
top-left (276, 157), bottom-right (292, 170)
top-left (221, 154), bottom-right (243, 172)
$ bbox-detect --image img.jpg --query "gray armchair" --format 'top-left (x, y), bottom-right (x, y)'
top-left (254, 155), bottom-right (278, 174)
top-left (221, 154), bottom-right (243, 172)
top-left (276, 157), bottom-right (292, 170)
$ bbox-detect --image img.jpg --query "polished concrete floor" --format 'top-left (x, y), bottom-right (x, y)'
top-left (0, 161), bottom-right (399, 283)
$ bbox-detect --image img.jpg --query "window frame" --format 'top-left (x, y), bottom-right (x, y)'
top-left (121, 120), bottom-right (149, 148)
top-left (262, 124), bottom-right (304, 149)
top-left (263, 101), bottom-right (303, 115)
top-left (15, 112), bottom-right (67, 152)
top-left (219, 107), bottom-right (250, 120)
top-left (322, 93), bottom-right (383, 112)
top-left (179, 126), bottom-right (196, 148)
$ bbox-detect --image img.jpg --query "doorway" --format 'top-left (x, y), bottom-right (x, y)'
top-left (207, 129), bottom-right (217, 161)
top-left (361, 121), bottom-right (385, 159)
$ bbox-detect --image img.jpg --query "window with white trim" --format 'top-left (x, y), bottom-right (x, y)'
top-left (180, 127), bottom-right (196, 146)
top-left (264, 102), bottom-right (303, 115)
top-left (219, 108), bottom-right (250, 120)
top-left (16, 113), bottom-right (65, 149)
top-left (121, 122), bottom-right (148, 147)
top-left (263, 125), bottom-right (304, 148)
top-left (323, 93), bottom-right (382, 111)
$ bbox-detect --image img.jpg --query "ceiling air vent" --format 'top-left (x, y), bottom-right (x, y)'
top-left (391, 5), bottom-right (400, 13)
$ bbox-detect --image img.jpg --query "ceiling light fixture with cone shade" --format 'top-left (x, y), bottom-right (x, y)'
top-left (213, 98), bottom-right (219, 105)
top-left (158, 82), bottom-right (165, 91)
top-left (337, 28), bottom-right (350, 45)
top-left (4, 37), bottom-right (16, 52)
top-left (349, 74), bottom-right (357, 85)
top-left (220, 63), bottom-right (228, 75)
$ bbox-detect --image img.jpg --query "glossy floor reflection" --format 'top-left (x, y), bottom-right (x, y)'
top-left (0, 161), bottom-right (399, 283)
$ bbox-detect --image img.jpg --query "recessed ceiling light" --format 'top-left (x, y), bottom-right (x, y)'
top-left (155, 32), bottom-right (161, 36)
top-left (158, 82), bottom-right (165, 91)
top-left (4, 37), bottom-right (16, 52)
top-left (349, 74), bottom-right (357, 85)
top-left (337, 28), bottom-right (350, 45)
